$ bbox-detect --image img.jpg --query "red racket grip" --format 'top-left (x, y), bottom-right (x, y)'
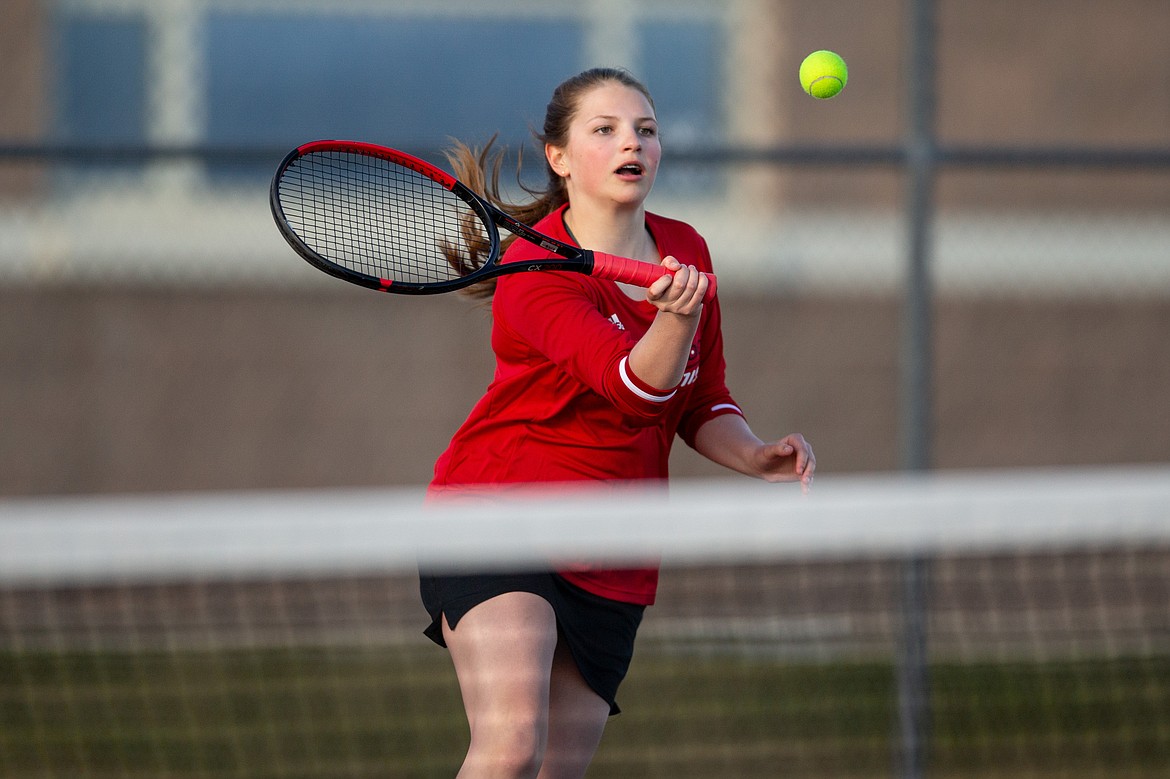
top-left (590, 252), bottom-right (717, 303)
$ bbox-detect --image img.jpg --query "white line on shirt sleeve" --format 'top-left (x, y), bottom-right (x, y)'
top-left (710, 403), bottom-right (743, 414)
top-left (619, 356), bottom-right (677, 403)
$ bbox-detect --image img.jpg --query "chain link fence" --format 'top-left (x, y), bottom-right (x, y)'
top-left (2, 0), bottom-right (1169, 494)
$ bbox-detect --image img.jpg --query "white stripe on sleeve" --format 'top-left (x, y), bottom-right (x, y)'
top-left (710, 403), bottom-right (743, 414)
top-left (619, 356), bottom-right (677, 403)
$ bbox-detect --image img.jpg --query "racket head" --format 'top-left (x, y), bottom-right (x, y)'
top-left (270, 141), bottom-right (502, 295)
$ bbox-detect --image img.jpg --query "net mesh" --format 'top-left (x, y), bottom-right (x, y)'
top-left (275, 149), bottom-right (488, 287)
top-left (2, 468), bottom-right (1169, 778)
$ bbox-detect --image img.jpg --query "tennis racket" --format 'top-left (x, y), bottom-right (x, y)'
top-left (270, 140), bottom-right (716, 300)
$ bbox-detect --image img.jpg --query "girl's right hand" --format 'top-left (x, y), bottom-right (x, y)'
top-left (646, 256), bottom-right (708, 316)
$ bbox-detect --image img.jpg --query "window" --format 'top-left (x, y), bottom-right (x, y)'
top-left (56, 11), bottom-right (149, 151)
top-left (206, 13), bottom-right (583, 156)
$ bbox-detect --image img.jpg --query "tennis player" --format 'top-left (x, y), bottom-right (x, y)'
top-left (421, 67), bottom-right (815, 778)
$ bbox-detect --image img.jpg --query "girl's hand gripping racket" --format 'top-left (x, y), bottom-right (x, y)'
top-left (270, 140), bottom-right (716, 300)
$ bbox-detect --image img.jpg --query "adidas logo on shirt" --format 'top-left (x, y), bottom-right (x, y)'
top-left (608, 313), bottom-right (625, 330)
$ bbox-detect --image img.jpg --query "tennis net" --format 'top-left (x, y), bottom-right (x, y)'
top-left (2, 466), bottom-right (1169, 778)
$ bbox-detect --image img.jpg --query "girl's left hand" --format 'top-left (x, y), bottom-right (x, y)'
top-left (753, 433), bottom-right (816, 491)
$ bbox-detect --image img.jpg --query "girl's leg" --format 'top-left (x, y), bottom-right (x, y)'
top-left (443, 591), bottom-right (558, 779)
top-left (537, 640), bottom-right (611, 779)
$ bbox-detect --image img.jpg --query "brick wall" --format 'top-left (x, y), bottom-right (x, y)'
top-left (4, 286), bottom-right (1167, 495)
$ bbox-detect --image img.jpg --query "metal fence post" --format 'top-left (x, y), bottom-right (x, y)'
top-left (898, 0), bottom-right (937, 777)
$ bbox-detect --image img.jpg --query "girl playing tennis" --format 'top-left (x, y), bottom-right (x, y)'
top-left (421, 67), bottom-right (815, 778)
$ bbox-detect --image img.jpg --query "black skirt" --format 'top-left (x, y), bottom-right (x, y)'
top-left (419, 570), bottom-right (645, 715)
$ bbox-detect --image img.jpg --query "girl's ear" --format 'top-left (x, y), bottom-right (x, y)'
top-left (546, 143), bottom-right (567, 178)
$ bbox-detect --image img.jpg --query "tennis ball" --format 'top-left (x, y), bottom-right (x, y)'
top-left (799, 50), bottom-right (848, 99)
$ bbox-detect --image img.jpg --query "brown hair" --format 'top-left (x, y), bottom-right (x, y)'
top-left (446, 68), bottom-right (655, 300)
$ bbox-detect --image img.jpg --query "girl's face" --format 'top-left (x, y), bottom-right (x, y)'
top-left (546, 81), bottom-right (661, 211)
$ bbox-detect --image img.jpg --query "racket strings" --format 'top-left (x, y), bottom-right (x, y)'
top-left (278, 151), bottom-right (489, 284)
top-left (441, 211), bottom-right (493, 279)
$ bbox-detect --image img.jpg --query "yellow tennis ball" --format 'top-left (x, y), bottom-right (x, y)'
top-left (800, 50), bottom-right (848, 99)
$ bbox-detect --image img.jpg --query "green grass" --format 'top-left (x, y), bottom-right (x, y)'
top-left (2, 647), bottom-right (1168, 778)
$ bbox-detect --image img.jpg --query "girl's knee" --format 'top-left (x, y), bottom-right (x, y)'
top-left (467, 709), bottom-right (547, 778)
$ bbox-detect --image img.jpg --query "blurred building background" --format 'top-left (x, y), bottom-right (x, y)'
top-left (2, 0), bottom-right (1168, 495)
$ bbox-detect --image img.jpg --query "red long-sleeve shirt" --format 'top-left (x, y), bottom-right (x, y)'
top-left (428, 204), bottom-right (743, 604)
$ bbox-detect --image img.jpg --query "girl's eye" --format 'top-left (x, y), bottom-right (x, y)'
top-left (595, 125), bottom-right (613, 135)
top-left (639, 126), bottom-right (658, 137)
